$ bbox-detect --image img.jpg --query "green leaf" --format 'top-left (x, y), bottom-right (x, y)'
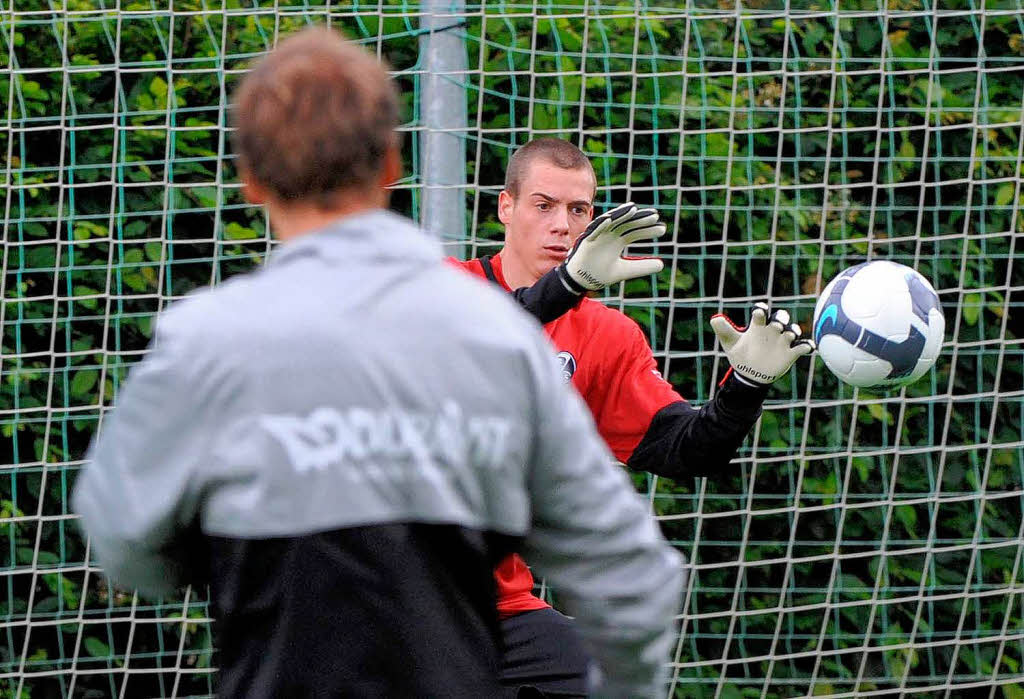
top-left (123, 273), bottom-right (148, 292)
top-left (35, 550), bottom-right (59, 565)
top-left (963, 293), bottom-right (981, 325)
top-left (674, 271), bottom-right (695, 291)
top-left (856, 23), bottom-right (882, 53)
top-left (801, 22), bottom-right (827, 55)
top-left (33, 595), bottom-right (60, 614)
top-left (838, 573), bottom-right (871, 600)
top-left (20, 79), bottom-right (45, 99)
top-left (995, 183), bottom-right (1015, 208)
top-left (73, 221), bottom-right (107, 240)
top-left (555, 18), bottom-right (582, 52)
top-left (124, 220), bottom-right (149, 238)
top-left (73, 286), bottom-right (100, 310)
top-left (899, 138), bottom-right (916, 160)
top-left (759, 410), bottom-right (780, 442)
top-left (191, 186), bottom-right (219, 209)
top-left (83, 636), bottom-right (110, 658)
top-left (705, 132), bottom-right (733, 157)
top-left (224, 222), bottom-right (258, 240)
top-left (888, 29), bottom-right (916, 59)
top-left (866, 402), bottom-right (892, 424)
top-left (853, 457), bottom-right (872, 483)
top-left (895, 505), bottom-right (919, 538)
top-left (70, 370), bottom-right (98, 397)
top-left (1002, 684), bottom-right (1024, 699)
top-left (149, 75), bottom-right (168, 100)
top-left (719, 683), bottom-right (744, 699)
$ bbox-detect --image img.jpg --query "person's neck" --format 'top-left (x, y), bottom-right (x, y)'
top-left (496, 248), bottom-right (542, 289)
top-left (269, 189), bottom-right (387, 243)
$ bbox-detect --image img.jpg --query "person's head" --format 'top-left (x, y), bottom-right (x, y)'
top-left (498, 139), bottom-right (597, 285)
top-left (232, 27), bottom-right (401, 230)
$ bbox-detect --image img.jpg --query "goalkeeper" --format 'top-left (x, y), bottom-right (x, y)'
top-left (73, 30), bottom-right (684, 699)
top-left (451, 138), bottom-right (816, 697)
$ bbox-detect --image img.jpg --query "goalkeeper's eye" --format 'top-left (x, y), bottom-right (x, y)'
top-left (571, 206), bottom-right (589, 216)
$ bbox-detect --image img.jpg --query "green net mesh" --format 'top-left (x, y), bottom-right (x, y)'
top-left (2, 1), bottom-right (1022, 697)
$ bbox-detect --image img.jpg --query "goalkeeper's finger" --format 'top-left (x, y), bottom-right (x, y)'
top-left (620, 221), bottom-right (667, 246)
top-left (790, 338), bottom-right (816, 356)
top-left (768, 308), bottom-right (790, 330)
top-left (709, 314), bottom-right (743, 351)
top-left (750, 303), bottom-right (770, 328)
top-left (613, 207), bottom-right (659, 233)
top-left (587, 202), bottom-right (636, 237)
top-left (603, 202), bottom-right (637, 220)
top-left (615, 256), bottom-right (664, 281)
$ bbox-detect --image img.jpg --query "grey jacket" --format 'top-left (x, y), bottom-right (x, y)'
top-left (74, 209), bottom-right (684, 697)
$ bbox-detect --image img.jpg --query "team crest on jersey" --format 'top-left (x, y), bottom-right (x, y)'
top-left (556, 351), bottom-right (577, 383)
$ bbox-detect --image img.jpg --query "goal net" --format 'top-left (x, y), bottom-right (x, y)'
top-left (2, 1), bottom-right (1021, 697)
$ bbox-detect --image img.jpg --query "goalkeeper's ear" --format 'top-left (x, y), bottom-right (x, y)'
top-left (497, 189), bottom-right (515, 225)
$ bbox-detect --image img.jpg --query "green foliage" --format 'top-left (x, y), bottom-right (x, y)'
top-left (2, 3), bottom-right (1022, 697)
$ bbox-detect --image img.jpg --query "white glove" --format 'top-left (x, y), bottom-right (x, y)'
top-left (710, 303), bottom-right (816, 386)
top-left (559, 202), bottom-right (666, 291)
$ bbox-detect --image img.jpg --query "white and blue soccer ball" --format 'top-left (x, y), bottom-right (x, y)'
top-left (812, 261), bottom-right (944, 388)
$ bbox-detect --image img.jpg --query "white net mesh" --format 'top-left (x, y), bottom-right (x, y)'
top-left (2, 1), bottom-right (1022, 696)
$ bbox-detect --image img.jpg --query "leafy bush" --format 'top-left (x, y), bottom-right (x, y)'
top-left (2, 2), bottom-right (1021, 697)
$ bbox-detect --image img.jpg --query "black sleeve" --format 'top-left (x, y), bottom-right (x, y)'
top-left (480, 256), bottom-right (584, 324)
top-left (626, 372), bottom-right (770, 481)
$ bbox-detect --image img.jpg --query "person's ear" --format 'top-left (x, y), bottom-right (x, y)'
top-left (380, 143), bottom-right (402, 188)
top-left (240, 169), bottom-right (268, 205)
top-left (498, 190), bottom-right (515, 225)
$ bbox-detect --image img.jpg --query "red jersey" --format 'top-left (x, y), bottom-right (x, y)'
top-left (449, 254), bottom-right (684, 617)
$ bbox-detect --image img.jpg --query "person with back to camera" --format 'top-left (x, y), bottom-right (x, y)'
top-left (73, 28), bottom-right (685, 699)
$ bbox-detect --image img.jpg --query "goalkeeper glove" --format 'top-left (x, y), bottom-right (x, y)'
top-left (710, 303), bottom-right (816, 387)
top-left (557, 202), bottom-right (667, 292)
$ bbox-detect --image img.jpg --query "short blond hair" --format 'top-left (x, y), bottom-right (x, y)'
top-left (504, 138), bottom-right (596, 197)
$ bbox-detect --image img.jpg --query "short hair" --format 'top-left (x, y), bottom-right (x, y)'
top-left (232, 27), bottom-right (400, 208)
top-left (504, 138), bottom-right (596, 198)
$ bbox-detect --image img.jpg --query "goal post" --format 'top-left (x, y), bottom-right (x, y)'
top-left (2, 1), bottom-right (1021, 697)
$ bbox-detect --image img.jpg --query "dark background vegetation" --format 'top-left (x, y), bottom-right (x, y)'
top-left (2, 1), bottom-right (1022, 697)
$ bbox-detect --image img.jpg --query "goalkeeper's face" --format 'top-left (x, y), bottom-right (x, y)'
top-left (498, 161), bottom-right (595, 283)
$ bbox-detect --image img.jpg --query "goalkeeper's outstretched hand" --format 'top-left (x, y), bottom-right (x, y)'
top-left (710, 303), bottom-right (816, 387)
top-left (557, 202), bottom-right (667, 292)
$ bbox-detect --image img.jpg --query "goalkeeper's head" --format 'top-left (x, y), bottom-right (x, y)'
top-left (498, 139), bottom-right (598, 286)
top-left (232, 27), bottom-right (401, 225)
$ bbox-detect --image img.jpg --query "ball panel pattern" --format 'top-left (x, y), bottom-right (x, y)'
top-left (812, 261), bottom-right (944, 388)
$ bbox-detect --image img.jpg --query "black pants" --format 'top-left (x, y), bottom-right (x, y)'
top-left (499, 607), bottom-right (591, 698)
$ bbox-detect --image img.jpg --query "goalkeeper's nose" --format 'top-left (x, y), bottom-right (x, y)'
top-left (551, 207), bottom-right (571, 235)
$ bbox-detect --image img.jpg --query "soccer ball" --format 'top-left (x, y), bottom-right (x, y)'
top-left (812, 261), bottom-right (944, 388)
